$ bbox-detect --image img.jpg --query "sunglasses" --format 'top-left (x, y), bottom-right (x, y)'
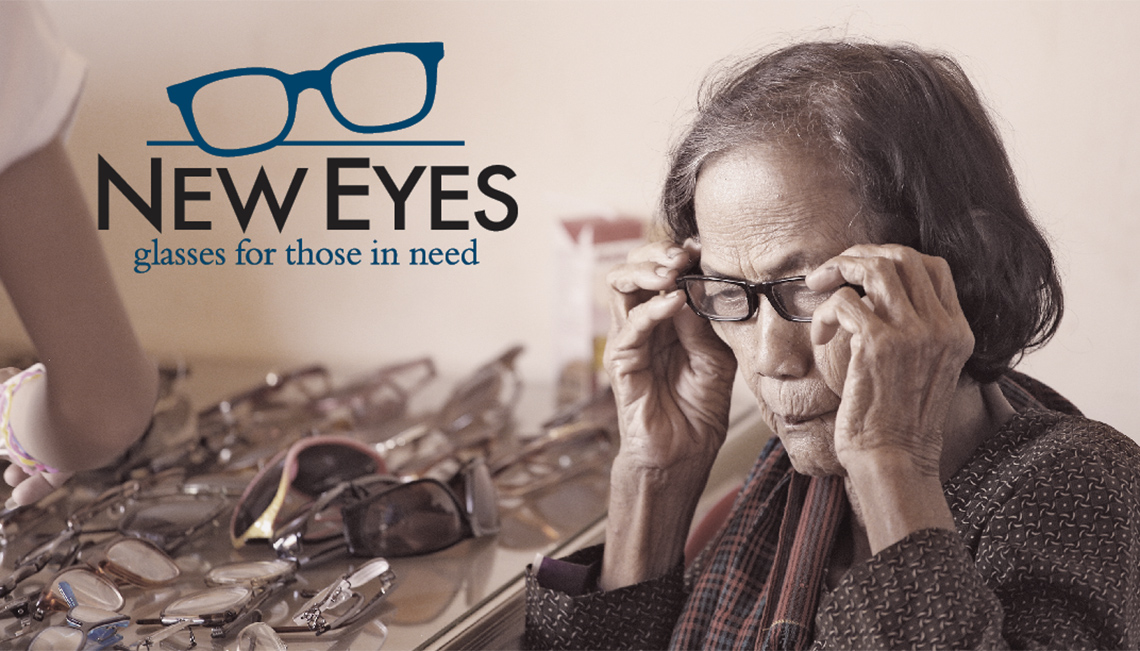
top-left (272, 458), bottom-right (500, 563)
top-left (230, 435), bottom-right (388, 547)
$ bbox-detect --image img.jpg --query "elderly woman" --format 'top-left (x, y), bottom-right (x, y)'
top-left (525, 41), bottom-right (1140, 649)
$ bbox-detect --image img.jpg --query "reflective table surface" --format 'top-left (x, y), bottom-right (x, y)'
top-left (0, 354), bottom-right (765, 650)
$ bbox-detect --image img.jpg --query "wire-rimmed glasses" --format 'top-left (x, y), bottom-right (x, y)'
top-left (313, 357), bottom-right (437, 431)
top-left (0, 468), bottom-right (233, 600)
top-left (379, 346), bottom-right (523, 477)
top-left (278, 557), bottom-right (395, 636)
top-left (165, 42), bottom-right (444, 157)
top-left (27, 603), bottom-right (129, 651)
top-left (30, 538), bottom-right (181, 622)
top-left (135, 559), bottom-right (297, 646)
top-left (676, 274), bottom-right (857, 323)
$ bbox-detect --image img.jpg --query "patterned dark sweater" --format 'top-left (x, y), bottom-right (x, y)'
top-left (526, 396), bottom-right (1140, 649)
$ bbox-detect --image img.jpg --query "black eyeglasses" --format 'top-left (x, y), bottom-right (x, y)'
top-left (677, 274), bottom-right (860, 323)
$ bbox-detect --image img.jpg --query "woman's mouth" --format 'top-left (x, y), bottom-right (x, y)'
top-left (777, 411), bottom-right (832, 429)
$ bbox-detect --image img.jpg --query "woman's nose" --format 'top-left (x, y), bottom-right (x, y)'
top-left (753, 300), bottom-right (812, 379)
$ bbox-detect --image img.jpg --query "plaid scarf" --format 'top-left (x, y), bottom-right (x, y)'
top-left (671, 439), bottom-right (847, 650)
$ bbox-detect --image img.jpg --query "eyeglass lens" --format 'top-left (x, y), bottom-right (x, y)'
top-left (237, 622), bottom-right (288, 651)
top-left (163, 585), bottom-right (252, 620)
top-left (680, 276), bottom-right (839, 321)
top-left (101, 538), bottom-right (181, 587)
top-left (231, 441), bottom-right (385, 541)
top-left (343, 481), bottom-right (466, 557)
top-left (43, 569), bottom-right (123, 613)
top-left (118, 496), bottom-right (227, 552)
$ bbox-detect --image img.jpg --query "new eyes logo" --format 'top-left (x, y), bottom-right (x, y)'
top-left (103, 40), bottom-right (517, 237)
top-left (147, 42), bottom-right (462, 157)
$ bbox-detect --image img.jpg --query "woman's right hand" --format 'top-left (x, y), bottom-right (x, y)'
top-left (604, 239), bottom-right (737, 474)
top-left (599, 239), bottom-right (737, 589)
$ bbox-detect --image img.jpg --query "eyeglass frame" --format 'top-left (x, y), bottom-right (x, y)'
top-left (135, 560), bottom-right (297, 644)
top-left (275, 557), bottom-right (396, 636)
top-left (28, 602), bottom-right (129, 651)
top-left (166, 42), bottom-right (445, 157)
top-left (677, 274), bottom-right (863, 323)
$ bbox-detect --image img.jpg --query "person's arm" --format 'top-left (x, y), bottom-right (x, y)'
top-left (0, 136), bottom-right (157, 503)
top-left (599, 239), bottom-right (737, 590)
top-left (816, 416), bottom-right (1140, 650)
top-left (807, 244), bottom-right (972, 555)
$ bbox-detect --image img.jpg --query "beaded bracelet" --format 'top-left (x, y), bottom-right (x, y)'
top-left (0, 363), bottom-right (59, 475)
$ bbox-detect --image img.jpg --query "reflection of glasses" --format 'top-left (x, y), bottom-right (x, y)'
top-left (677, 275), bottom-right (859, 323)
top-left (166, 42), bottom-right (444, 157)
top-left (230, 435), bottom-right (388, 547)
top-left (273, 458), bottom-right (499, 562)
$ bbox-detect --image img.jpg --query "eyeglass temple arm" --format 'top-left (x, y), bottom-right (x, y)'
top-left (274, 530), bottom-right (351, 569)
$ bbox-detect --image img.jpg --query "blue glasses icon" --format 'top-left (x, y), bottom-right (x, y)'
top-left (163, 42), bottom-right (446, 157)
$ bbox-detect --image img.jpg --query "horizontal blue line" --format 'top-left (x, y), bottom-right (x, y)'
top-left (146, 140), bottom-right (465, 147)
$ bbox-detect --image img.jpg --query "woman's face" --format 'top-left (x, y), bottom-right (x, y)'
top-left (693, 144), bottom-right (869, 477)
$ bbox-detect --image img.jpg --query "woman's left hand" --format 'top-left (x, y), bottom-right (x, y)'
top-left (807, 244), bottom-right (974, 481)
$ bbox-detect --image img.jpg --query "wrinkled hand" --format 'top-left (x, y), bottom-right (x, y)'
top-left (604, 240), bottom-right (737, 475)
top-left (808, 244), bottom-right (974, 479)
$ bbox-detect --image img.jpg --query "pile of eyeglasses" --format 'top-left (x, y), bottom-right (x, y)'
top-left (0, 345), bottom-right (620, 648)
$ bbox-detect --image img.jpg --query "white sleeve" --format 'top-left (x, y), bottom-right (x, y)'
top-left (0, 0), bottom-right (87, 174)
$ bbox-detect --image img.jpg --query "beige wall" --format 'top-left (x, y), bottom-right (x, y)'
top-left (2, 1), bottom-right (1138, 436)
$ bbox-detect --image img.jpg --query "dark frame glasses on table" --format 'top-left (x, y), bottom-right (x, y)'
top-left (312, 357), bottom-right (436, 430)
top-left (272, 458), bottom-right (499, 563)
top-left (230, 435), bottom-right (388, 547)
